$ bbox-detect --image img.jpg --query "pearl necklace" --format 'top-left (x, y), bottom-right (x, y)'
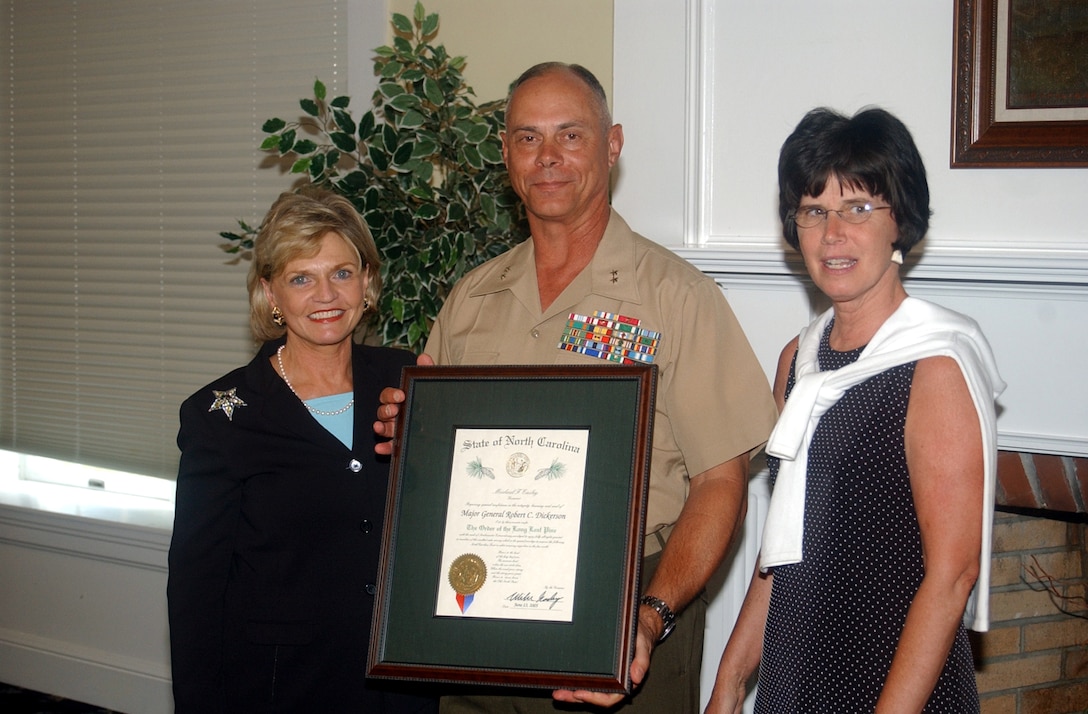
top-left (276, 345), bottom-right (355, 416)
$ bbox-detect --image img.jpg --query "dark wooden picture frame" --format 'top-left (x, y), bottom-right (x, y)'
top-left (368, 364), bottom-right (657, 693)
top-left (952, 0), bottom-right (1088, 167)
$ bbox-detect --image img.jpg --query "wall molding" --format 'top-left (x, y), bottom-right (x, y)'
top-left (677, 243), bottom-right (1088, 287)
top-left (0, 504), bottom-right (170, 571)
top-left (0, 501), bottom-right (172, 714)
top-left (677, 245), bottom-right (1088, 458)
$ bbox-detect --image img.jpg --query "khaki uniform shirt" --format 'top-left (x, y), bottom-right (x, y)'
top-left (426, 210), bottom-right (777, 549)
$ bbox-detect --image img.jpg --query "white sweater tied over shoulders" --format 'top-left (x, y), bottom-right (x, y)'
top-left (760, 297), bottom-right (1005, 631)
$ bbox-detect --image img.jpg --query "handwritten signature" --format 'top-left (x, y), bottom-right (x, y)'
top-left (505, 591), bottom-right (565, 610)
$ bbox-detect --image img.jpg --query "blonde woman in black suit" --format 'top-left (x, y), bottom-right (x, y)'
top-left (168, 187), bottom-right (435, 714)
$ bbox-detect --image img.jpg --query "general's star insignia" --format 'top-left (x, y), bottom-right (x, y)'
top-left (209, 388), bottom-right (247, 421)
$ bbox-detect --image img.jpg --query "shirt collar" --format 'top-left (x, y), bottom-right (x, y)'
top-left (467, 209), bottom-right (643, 308)
top-left (587, 209), bottom-right (642, 304)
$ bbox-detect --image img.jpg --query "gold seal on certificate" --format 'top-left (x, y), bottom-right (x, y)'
top-left (506, 452), bottom-right (530, 478)
top-left (448, 553), bottom-right (487, 595)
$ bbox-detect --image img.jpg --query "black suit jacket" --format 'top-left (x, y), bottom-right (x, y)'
top-left (167, 339), bottom-right (435, 713)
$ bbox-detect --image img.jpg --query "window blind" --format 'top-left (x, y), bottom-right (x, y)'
top-left (0, 0), bottom-right (346, 480)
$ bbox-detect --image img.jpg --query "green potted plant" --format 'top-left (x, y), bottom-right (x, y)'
top-left (221, 1), bottom-right (526, 350)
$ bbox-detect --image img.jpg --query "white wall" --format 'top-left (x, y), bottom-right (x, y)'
top-left (614, 0), bottom-right (1088, 457)
top-left (614, 3), bottom-right (1088, 710)
top-left (614, 0), bottom-right (1088, 252)
top-left (0, 491), bottom-right (173, 714)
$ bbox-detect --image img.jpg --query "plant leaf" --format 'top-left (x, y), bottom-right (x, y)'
top-left (411, 161), bottom-right (433, 182)
top-left (392, 141), bottom-right (414, 166)
top-left (480, 192), bottom-right (496, 222)
top-left (414, 203), bottom-right (441, 221)
top-left (408, 320), bottom-right (423, 347)
top-left (378, 81), bottom-right (405, 99)
top-left (278, 129), bottom-right (297, 153)
top-left (464, 122), bottom-right (490, 144)
top-left (381, 124), bottom-right (398, 153)
top-left (391, 13), bottom-right (412, 34)
top-left (408, 185), bottom-right (434, 201)
top-left (478, 141), bottom-right (502, 164)
top-left (421, 12), bottom-right (439, 38)
top-left (331, 132), bottom-right (357, 152)
top-left (399, 109), bottom-right (425, 130)
top-left (461, 144), bottom-right (483, 170)
top-left (341, 170), bottom-right (370, 191)
top-left (333, 109), bottom-right (356, 134)
top-left (411, 138), bottom-right (438, 158)
top-left (447, 202), bottom-right (466, 222)
top-left (363, 185), bottom-right (382, 211)
top-left (388, 93), bottom-right (422, 112)
top-left (368, 144), bottom-right (389, 172)
top-left (409, 159), bottom-right (430, 181)
top-left (262, 117), bottom-right (286, 133)
top-left (292, 139), bottom-right (318, 154)
top-left (358, 111), bottom-right (377, 140)
top-left (423, 76), bottom-right (444, 106)
top-left (380, 60), bottom-right (403, 79)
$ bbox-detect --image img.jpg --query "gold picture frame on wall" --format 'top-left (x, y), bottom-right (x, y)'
top-left (951, 0), bottom-right (1088, 167)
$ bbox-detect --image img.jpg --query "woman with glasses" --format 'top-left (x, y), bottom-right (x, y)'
top-left (705, 108), bottom-right (1004, 713)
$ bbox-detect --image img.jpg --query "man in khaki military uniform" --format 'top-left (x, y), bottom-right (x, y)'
top-left (377, 62), bottom-right (776, 713)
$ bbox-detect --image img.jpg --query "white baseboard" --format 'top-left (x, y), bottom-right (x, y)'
top-left (0, 493), bottom-right (173, 713)
top-left (0, 632), bottom-right (172, 714)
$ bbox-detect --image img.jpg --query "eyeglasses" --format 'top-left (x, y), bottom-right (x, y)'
top-left (788, 202), bottom-right (892, 229)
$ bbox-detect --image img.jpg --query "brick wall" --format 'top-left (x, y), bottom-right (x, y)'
top-left (976, 509), bottom-right (1088, 713)
top-left (996, 451), bottom-right (1087, 515)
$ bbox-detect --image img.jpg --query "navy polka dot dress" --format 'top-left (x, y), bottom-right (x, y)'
top-left (755, 322), bottom-right (978, 713)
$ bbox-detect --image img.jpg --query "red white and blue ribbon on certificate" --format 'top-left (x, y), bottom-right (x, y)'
top-left (559, 311), bottom-right (660, 365)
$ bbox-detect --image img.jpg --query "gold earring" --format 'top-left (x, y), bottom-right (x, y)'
top-left (271, 306), bottom-right (285, 326)
top-left (363, 298), bottom-right (371, 311)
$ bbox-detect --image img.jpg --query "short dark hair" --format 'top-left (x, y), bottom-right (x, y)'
top-left (508, 62), bottom-right (612, 131)
top-left (778, 107), bottom-right (931, 253)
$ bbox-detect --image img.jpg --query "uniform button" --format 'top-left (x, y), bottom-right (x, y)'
top-left (531, 329), bottom-right (540, 338)
top-left (365, 583), bottom-right (377, 596)
top-left (348, 459), bottom-right (363, 472)
top-left (359, 519), bottom-right (373, 534)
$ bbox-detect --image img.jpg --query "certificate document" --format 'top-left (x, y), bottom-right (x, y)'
top-left (436, 427), bottom-right (590, 622)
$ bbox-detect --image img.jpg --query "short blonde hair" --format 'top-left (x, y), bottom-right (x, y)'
top-left (247, 186), bottom-right (381, 342)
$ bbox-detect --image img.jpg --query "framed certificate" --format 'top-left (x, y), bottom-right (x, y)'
top-left (368, 364), bottom-right (657, 693)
